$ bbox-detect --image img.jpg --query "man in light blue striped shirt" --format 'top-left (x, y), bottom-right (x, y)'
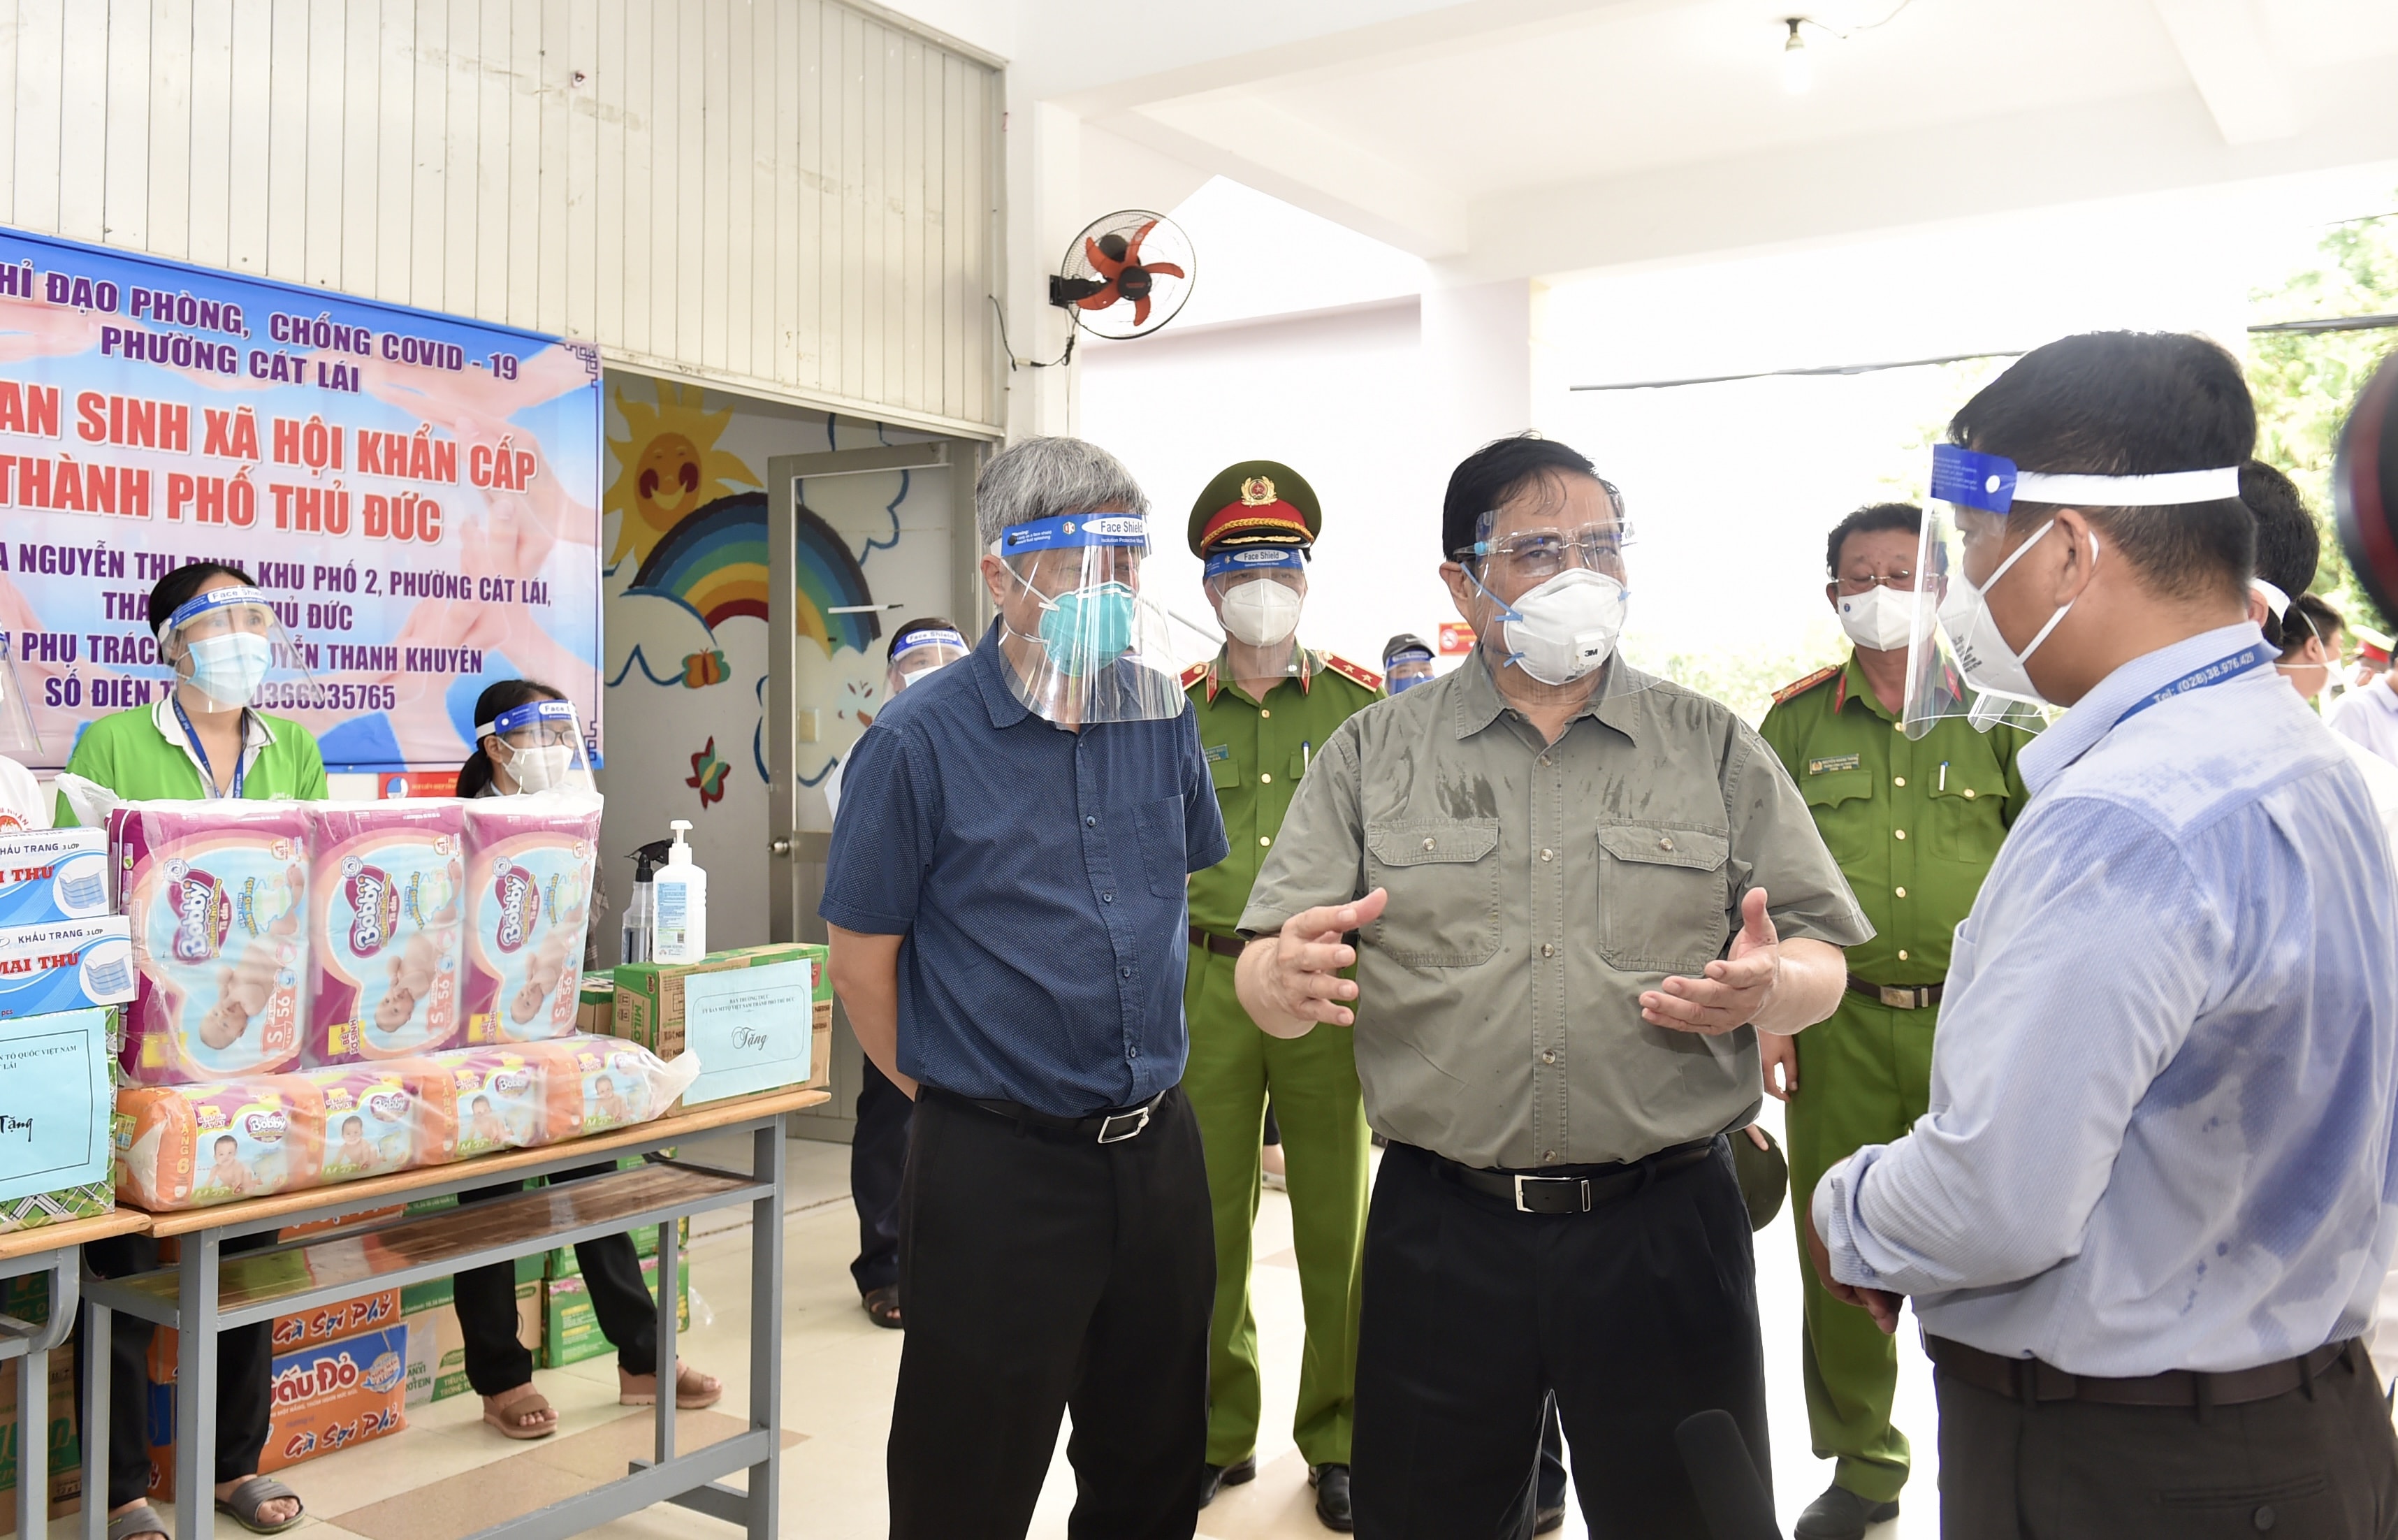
top-left (1808, 332), bottom-right (2398, 1537)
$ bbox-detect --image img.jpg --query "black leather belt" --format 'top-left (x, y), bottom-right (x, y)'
top-left (923, 1084), bottom-right (1167, 1145)
top-left (1423, 1138), bottom-right (1716, 1214)
top-left (1188, 927), bottom-right (1246, 959)
top-left (1926, 1334), bottom-right (2363, 1409)
top-left (1848, 973), bottom-right (1943, 1010)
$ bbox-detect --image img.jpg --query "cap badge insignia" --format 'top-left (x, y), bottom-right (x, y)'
top-left (1240, 476), bottom-right (1277, 507)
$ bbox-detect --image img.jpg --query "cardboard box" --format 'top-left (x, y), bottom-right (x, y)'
top-left (147, 1325), bottom-right (408, 1497)
top-left (398, 1253), bottom-right (544, 1316)
top-left (540, 1256), bottom-right (688, 1370)
top-left (544, 1216), bottom-right (684, 1279)
top-left (148, 1288), bottom-right (405, 1378)
top-left (575, 980), bottom-right (613, 1037)
top-left (0, 1344), bottom-right (80, 1537)
top-left (0, 829), bottom-right (109, 928)
top-left (0, 918), bottom-right (135, 1017)
top-left (611, 943), bottom-right (829, 1104)
top-left (0, 1006), bottom-right (114, 1235)
top-left (402, 1281), bottom-right (540, 1406)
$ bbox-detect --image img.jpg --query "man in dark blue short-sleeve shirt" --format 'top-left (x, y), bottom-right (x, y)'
top-left (824, 436), bottom-right (1228, 1540)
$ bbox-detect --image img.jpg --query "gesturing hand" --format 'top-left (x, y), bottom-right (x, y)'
top-left (1241, 888), bottom-right (1390, 1034)
top-left (1642, 887), bottom-right (1782, 1036)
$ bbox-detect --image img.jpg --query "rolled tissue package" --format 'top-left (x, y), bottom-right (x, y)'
top-left (307, 801), bottom-right (467, 1066)
top-left (115, 1076), bottom-right (325, 1211)
top-left (309, 1061), bottom-right (458, 1182)
top-left (462, 796), bottom-right (601, 1045)
top-left (115, 801), bottom-right (312, 1085)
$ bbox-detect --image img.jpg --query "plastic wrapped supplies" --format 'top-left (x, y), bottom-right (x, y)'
top-left (461, 795), bottom-right (602, 1045)
top-left (112, 1034), bottom-right (701, 1213)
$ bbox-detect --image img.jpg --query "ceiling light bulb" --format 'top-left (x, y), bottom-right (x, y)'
top-left (1780, 18), bottom-right (1812, 95)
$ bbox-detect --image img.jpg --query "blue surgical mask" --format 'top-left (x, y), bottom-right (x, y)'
top-left (186, 632), bottom-right (272, 706)
top-left (1036, 581), bottom-right (1138, 677)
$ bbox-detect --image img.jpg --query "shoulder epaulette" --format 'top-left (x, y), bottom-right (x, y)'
top-left (1323, 653), bottom-right (1383, 692)
top-left (1771, 664), bottom-right (1840, 706)
top-left (1180, 661), bottom-right (1209, 690)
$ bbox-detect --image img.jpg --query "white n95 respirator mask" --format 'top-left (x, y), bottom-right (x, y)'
top-left (1836, 585), bottom-right (1931, 654)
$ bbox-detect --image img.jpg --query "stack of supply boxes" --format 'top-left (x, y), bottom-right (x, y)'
top-left (609, 941), bottom-right (832, 1105)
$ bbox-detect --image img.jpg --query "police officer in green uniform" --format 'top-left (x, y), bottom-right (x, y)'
top-left (1179, 462), bottom-right (1383, 1532)
top-left (1755, 503), bottom-right (2030, 1540)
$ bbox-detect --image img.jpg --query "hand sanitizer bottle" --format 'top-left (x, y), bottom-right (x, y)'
top-left (651, 819), bottom-right (708, 963)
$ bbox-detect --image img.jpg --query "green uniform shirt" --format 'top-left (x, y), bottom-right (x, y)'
top-left (1184, 648), bottom-right (1383, 937)
top-left (57, 699), bottom-right (329, 825)
top-left (1755, 654), bottom-right (2030, 985)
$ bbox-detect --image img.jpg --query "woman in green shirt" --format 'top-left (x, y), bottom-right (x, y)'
top-left (73, 561), bottom-right (320, 1540)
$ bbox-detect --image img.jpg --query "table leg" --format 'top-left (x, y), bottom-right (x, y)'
top-left (175, 1234), bottom-right (219, 1540)
top-left (746, 1121), bottom-right (785, 1540)
top-left (82, 1294), bottom-right (109, 1540)
top-left (654, 1214), bottom-right (678, 1470)
top-left (15, 1346), bottom-right (38, 1540)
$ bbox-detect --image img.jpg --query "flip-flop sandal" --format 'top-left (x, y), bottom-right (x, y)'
top-left (106, 1503), bottom-right (170, 1540)
top-left (861, 1286), bottom-right (903, 1330)
top-left (214, 1476), bottom-right (305, 1535)
top-left (481, 1383), bottom-right (559, 1440)
top-left (620, 1360), bottom-right (722, 1409)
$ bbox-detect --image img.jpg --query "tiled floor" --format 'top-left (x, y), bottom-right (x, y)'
top-left (60, 1103), bottom-right (1930, 1540)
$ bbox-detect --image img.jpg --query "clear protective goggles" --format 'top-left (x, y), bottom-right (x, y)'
top-left (0, 634), bottom-right (40, 758)
top-left (1457, 484), bottom-right (1659, 697)
top-left (885, 627), bottom-right (972, 699)
top-left (474, 698), bottom-right (595, 795)
top-left (991, 512), bottom-right (1210, 725)
top-left (153, 583), bottom-right (326, 715)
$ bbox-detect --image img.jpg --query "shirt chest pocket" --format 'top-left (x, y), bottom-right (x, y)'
top-left (1364, 819), bottom-right (1501, 967)
top-left (1134, 796), bottom-right (1191, 899)
top-left (1800, 767), bottom-right (1873, 813)
top-left (1596, 822), bottom-right (1731, 974)
top-left (1925, 778), bottom-right (2009, 862)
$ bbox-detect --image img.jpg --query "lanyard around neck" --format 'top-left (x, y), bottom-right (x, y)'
top-left (2113, 643), bottom-right (2273, 727)
top-left (173, 696), bottom-right (248, 799)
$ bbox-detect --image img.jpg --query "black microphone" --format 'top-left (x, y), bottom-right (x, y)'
top-left (1674, 1409), bottom-right (1782, 1540)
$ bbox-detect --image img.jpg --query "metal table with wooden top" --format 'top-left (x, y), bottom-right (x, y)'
top-left (87, 1087), bottom-right (826, 1540)
top-left (0, 1210), bottom-right (147, 1540)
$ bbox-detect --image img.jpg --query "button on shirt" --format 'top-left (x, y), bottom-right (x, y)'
top-left (820, 623), bottom-right (1230, 1118)
top-left (1240, 651), bottom-right (1872, 1170)
top-left (1814, 624), bottom-right (2398, 1376)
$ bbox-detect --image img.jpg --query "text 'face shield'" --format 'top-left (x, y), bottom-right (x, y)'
top-left (476, 698), bottom-right (595, 795)
top-left (156, 584), bottom-right (326, 715)
top-left (994, 513), bottom-right (1200, 725)
top-left (1202, 545), bottom-right (1307, 680)
top-left (885, 627), bottom-right (971, 699)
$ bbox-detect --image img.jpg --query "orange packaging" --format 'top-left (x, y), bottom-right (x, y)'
top-left (147, 1288), bottom-right (404, 1376)
top-left (304, 1058), bottom-right (458, 1182)
top-left (437, 1039), bottom-right (583, 1158)
top-left (146, 1325), bottom-right (407, 1497)
top-left (112, 1077), bottom-right (324, 1212)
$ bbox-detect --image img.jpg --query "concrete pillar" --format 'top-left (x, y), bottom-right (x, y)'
top-left (1003, 99), bottom-right (1085, 443)
top-left (1419, 276), bottom-right (1536, 474)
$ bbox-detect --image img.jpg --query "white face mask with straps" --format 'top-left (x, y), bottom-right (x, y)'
top-left (1935, 521), bottom-right (2093, 706)
top-left (1836, 584), bottom-right (1931, 653)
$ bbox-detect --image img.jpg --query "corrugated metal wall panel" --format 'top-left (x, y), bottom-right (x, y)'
top-left (0, 0), bottom-right (1001, 433)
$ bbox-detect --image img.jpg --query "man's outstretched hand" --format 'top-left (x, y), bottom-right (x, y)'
top-left (1805, 1196), bottom-right (1902, 1335)
top-left (1643, 887), bottom-right (1783, 1036)
top-left (1235, 889), bottom-right (1389, 1038)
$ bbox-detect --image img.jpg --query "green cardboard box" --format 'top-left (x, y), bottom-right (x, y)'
top-left (540, 1256), bottom-right (688, 1369)
top-left (398, 1251), bottom-right (545, 1316)
top-left (611, 944), bottom-right (831, 1103)
top-left (544, 1216), bottom-right (685, 1280)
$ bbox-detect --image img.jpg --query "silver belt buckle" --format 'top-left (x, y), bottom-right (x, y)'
top-left (1511, 1175), bottom-right (1592, 1213)
top-left (1096, 1105), bottom-right (1151, 1144)
top-left (1878, 985), bottom-right (1919, 1010)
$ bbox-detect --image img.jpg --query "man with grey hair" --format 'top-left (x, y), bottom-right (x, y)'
top-left (824, 435), bottom-right (1228, 1537)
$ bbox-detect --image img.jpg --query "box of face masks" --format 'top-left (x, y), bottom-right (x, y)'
top-left (0, 919), bottom-right (135, 1018)
top-left (0, 829), bottom-right (109, 929)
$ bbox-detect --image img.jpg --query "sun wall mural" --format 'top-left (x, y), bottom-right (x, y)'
top-left (605, 382), bottom-right (755, 572)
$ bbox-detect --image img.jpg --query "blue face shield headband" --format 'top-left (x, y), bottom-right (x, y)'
top-left (998, 514), bottom-right (1149, 678)
top-left (1928, 445), bottom-right (2242, 514)
top-left (998, 512), bottom-right (1149, 555)
top-left (891, 628), bottom-right (970, 660)
top-left (476, 698), bottom-right (579, 743)
top-left (157, 584), bottom-right (275, 640)
top-left (1203, 547), bottom-right (1307, 580)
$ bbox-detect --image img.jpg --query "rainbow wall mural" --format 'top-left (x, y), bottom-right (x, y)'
top-left (625, 492), bottom-right (882, 657)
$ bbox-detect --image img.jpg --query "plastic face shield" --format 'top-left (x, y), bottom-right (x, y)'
top-left (1384, 647), bottom-right (1435, 693)
top-left (1201, 546), bottom-right (1307, 680)
top-left (154, 583), bottom-right (326, 715)
top-left (885, 627), bottom-right (971, 699)
top-left (1459, 480), bottom-right (1657, 696)
top-left (475, 698), bottom-right (595, 795)
top-left (993, 513), bottom-right (1198, 725)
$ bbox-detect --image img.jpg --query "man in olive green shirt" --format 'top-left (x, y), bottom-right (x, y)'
top-left (1235, 436), bottom-right (1870, 1537)
top-left (1756, 502), bottom-right (2028, 1540)
top-left (1179, 460), bottom-right (1383, 1531)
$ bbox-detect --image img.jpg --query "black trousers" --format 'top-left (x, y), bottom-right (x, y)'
top-left (850, 1054), bottom-right (913, 1296)
top-left (453, 1165), bottom-right (657, 1397)
top-left (75, 1233), bottom-right (275, 1508)
top-left (1351, 1138), bottom-right (1768, 1540)
top-left (1936, 1337), bottom-right (2398, 1538)
top-left (887, 1084), bottom-right (1214, 1540)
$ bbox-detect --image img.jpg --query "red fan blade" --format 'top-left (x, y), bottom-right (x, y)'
top-left (1142, 263), bottom-right (1184, 280)
top-left (1122, 219), bottom-right (1159, 263)
top-left (1084, 235), bottom-right (1124, 279)
top-left (1075, 280), bottom-right (1123, 312)
top-left (1131, 295), bottom-right (1153, 327)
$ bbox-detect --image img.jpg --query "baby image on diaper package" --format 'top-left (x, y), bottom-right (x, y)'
top-left (444, 1041), bottom-right (578, 1158)
top-left (114, 1077), bottom-right (325, 1211)
top-left (461, 797), bottom-right (601, 1046)
top-left (308, 1061), bottom-right (457, 1182)
top-left (305, 802), bottom-right (467, 1068)
top-left (114, 801), bottom-right (313, 1086)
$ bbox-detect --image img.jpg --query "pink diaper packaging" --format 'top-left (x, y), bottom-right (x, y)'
top-left (113, 801), bottom-right (313, 1087)
top-left (305, 801), bottom-right (467, 1068)
top-left (460, 796), bottom-right (601, 1046)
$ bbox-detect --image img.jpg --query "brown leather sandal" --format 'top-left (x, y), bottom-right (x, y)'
top-left (620, 1359), bottom-right (722, 1409)
top-left (481, 1383), bottom-right (559, 1440)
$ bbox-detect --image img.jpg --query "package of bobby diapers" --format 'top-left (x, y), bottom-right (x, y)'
top-left (113, 801), bottom-right (313, 1086)
top-left (559, 1036), bottom-right (702, 1134)
top-left (435, 1040), bottom-right (582, 1159)
top-left (0, 827), bottom-right (111, 927)
top-left (0, 915), bottom-right (137, 1018)
top-left (113, 1075), bottom-right (325, 1212)
top-left (305, 1059), bottom-right (456, 1183)
top-left (460, 796), bottom-right (601, 1046)
top-left (305, 801), bottom-right (467, 1068)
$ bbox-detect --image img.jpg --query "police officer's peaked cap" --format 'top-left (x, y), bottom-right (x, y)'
top-left (1189, 460), bottom-right (1321, 558)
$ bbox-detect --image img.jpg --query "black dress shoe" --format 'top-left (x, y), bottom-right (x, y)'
top-left (1793, 1483), bottom-right (1899, 1539)
top-left (1309, 1463), bottom-right (1353, 1532)
top-left (1197, 1457), bottom-right (1256, 1509)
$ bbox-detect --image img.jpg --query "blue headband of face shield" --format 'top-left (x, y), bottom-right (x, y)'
top-left (1930, 443), bottom-right (2247, 514)
top-left (998, 512), bottom-right (1149, 554)
top-left (1385, 647), bottom-right (1434, 667)
top-left (475, 698), bottom-right (577, 741)
top-left (1202, 547), bottom-right (1307, 579)
top-left (158, 583), bottom-right (274, 641)
top-left (891, 627), bottom-right (969, 659)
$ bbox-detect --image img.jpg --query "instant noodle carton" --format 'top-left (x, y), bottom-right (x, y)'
top-left (0, 828), bottom-right (109, 928)
top-left (305, 802), bottom-right (467, 1066)
top-left (146, 1323), bottom-right (407, 1497)
top-left (114, 801), bottom-right (312, 1085)
top-left (460, 797), bottom-right (601, 1046)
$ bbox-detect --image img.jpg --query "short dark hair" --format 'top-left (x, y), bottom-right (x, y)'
top-left (456, 677), bottom-right (567, 797)
top-left (2283, 592), bottom-right (2344, 662)
top-left (2239, 460), bottom-right (2318, 649)
top-left (147, 561), bottom-right (254, 634)
top-left (1824, 504), bottom-right (1923, 577)
top-left (888, 616), bottom-right (961, 655)
top-left (1947, 331), bottom-right (2256, 605)
top-left (1441, 433), bottom-right (1618, 560)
